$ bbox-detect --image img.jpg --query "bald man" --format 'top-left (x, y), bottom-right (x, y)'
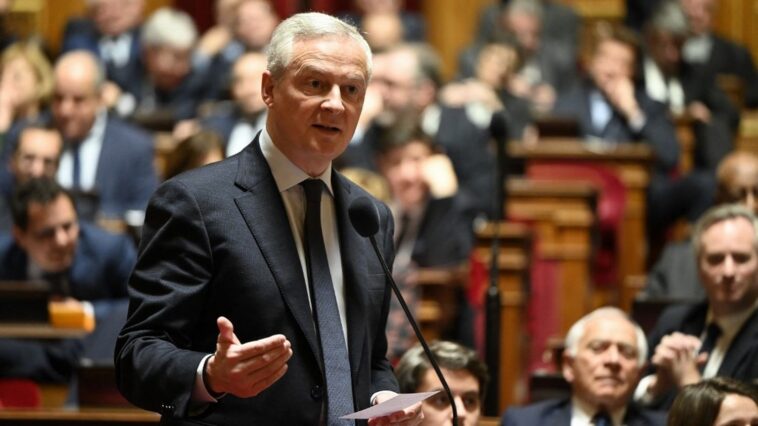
top-left (646, 151), bottom-right (758, 299)
top-left (52, 50), bottom-right (157, 219)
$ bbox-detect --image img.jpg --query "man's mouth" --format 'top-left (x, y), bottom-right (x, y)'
top-left (313, 123), bottom-right (341, 133)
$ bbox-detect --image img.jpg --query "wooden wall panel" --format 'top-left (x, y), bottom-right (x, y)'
top-left (710, 0), bottom-right (758, 72)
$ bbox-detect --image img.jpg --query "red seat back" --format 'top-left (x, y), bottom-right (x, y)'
top-left (0, 379), bottom-right (41, 408)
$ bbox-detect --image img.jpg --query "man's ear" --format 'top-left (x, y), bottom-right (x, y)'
top-left (562, 354), bottom-right (576, 384)
top-left (261, 70), bottom-right (275, 108)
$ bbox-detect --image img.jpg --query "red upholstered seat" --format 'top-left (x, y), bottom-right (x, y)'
top-left (0, 378), bottom-right (42, 408)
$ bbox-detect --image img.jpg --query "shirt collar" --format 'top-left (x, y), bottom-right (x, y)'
top-left (707, 299), bottom-right (758, 339)
top-left (259, 127), bottom-right (333, 195)
top-left (572, 396), bottom-right (627, 426)
top-left (67, 109), bottom-right (107, 146)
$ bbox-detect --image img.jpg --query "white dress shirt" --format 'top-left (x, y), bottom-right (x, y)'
top-left (226, 112), bottom-right (267, 157)
top-left (57, 110), bottom-right (107, 191)
top-left (571, 397), bottom-right (627, 426)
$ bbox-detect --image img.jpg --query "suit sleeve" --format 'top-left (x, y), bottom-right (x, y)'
top-left (114, 179), bottom-right (213, 417)
top-left (637, 97), bottom-right (680, 173)
top-left (369, 200), bottom-right (399, 395)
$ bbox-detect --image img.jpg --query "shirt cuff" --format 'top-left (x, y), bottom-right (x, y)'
top-left (371, 390), bottom-right (398, 405)
top-left (633, 374), bottom-right (657, 405)
top-left (192, 354), bottom-right (223, 403)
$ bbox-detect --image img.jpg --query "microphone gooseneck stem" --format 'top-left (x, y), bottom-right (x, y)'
top-left (367, 235), bottom-right (459, 426)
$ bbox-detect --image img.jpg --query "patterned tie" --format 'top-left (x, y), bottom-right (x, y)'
top-left (71, 143), bottom-right (82, 189)
top-left (301, 179), bottom-right (355, 425)
top-left (593, 410), bottom-right (612, 426)
top-left (698, 322), bottom-right (722, 374)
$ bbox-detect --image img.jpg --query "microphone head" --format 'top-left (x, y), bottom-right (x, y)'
top-left (349, 196), bottom-right (380, 237)
top-left (489, 110), bottom-right (508, 141)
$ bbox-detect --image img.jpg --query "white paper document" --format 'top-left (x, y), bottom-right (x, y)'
top-left (340, 391), bottom-right (440, 420)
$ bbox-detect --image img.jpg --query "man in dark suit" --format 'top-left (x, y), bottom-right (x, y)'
top-left (0, 177), bottom-right (135, 382)
top-left (635, 204), bottom-right (758, 409)
top-left (201, 52), bottom-right (268, 157)
top-left (51, 50), bottom-right (157, 220)
top-left (645, 151), bottom-right (758, 299)
top-left (551, 23), bottom-right (713, 240)
top-left (680, 0), bottom-right (758, 108)
top-left (501, 307), bottom-right (666, 426)
top-left (115, 12), bottom-right (422, 425)
top-left (61, 0), bottom-right (145, 99)
top-left (375, 118), bottom-right (474, 361)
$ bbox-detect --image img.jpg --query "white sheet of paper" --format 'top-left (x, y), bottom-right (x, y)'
top-left (340, 391), bottom-right (440, 420)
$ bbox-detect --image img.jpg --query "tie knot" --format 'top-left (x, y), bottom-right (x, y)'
top-left (593, 411), bottom-right (612, 426)
top-left (301, 179), bottom-right (324, 204)
top-left (706, 322), bottom-right (722, 337)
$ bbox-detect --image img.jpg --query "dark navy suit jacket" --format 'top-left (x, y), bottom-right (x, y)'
top-left (61, 18), bottom-right (143, 97)
top-left (115, 137), bottom-right (398, 424)
top-left (501, 398), bottom-right (666, 426)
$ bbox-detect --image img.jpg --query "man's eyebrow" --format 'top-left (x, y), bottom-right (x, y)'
top-left (296, 64), bottom-right (367, 84)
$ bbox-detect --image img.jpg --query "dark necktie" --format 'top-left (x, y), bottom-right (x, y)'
top-left (593, 411), bottom-right (612, 426)
top-left (698, 322), bottom-right (722, 373)
top-left (301, 179), bottom-right (355, 425)
top-left (71, 144), bottom-right (82, 189)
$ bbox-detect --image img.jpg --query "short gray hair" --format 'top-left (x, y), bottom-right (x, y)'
top-left (692, 203), bottom-right (758, 259)
top-left (647, 0), bottom-right (690, 37)
top-left (265, 12), bottom-right (372, 80)
top-left (141, 7), bottom-right (198, 49)
top-left (564, 307), bottom-right (648, 366)
top-left (505, 0), bottom-right (544, 21)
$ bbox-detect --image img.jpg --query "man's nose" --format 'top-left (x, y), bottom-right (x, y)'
top-left (29, 158), bottom-right (46, 177)
top-left (604, 345), bottom-right (621, 365)
top-left (723, 255), bottom-right (736, 277)
top-left (452, 395), bottom-right (467, 421)
top-left (322, 85), bottom-right (345, 113)
top-left (53, 227), bottom-right (70, 247)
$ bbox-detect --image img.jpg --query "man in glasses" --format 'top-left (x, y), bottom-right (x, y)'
top-left (395, 340), bottom-right (489, 426)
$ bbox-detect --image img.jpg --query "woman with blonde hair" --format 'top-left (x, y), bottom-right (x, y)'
top-left (0, 41), bottom-right (53, 134)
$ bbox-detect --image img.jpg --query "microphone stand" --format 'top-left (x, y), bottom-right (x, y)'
top-left (365, 235), bottom-right (459, 426)
top-left (484, 111), bottom-right (507, 415)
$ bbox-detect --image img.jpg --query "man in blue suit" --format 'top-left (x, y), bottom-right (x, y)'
top-left (502, 307), bottom-right (666, 426)
top-left (51, 50), bottom-right (157, 220)
top-left (0, 177), bottom-right (136, 382)
top-left (115, 13), bottom-right (422, 425)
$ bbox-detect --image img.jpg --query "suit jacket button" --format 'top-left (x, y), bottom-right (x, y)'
top-left (311, 385), bottom-right (323, 400)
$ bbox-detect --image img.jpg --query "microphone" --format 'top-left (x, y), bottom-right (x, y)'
top-left (349, 196), bottom-right (459, 426)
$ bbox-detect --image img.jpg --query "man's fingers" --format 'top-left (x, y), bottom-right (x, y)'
top-left (232, 334), bottom-right (289, 359)
top-left (217, 316), bottom-right (240, 345)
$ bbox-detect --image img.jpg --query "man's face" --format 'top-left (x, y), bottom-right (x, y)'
top-left (52, 60), bottom-right (101, 141)
top-left (718, 160), bottom-right (758, 215)
top-left (378, 140), bottom-right (431, 211)
top-left (505, 11), bottom-right (541, 54)
top-left (231, 53), bottom-right (267, 116)
top-left (262, 36), bottom-right (368, 175)
top-left (376, 49), bottom-right (421, 119)
top-left (681, 0), bottom-right (715, 35)
top-left (416, 368), bottom-right (481, 426)
top-left (91, 0), bottom-right (143, 36)
top-left (235, 0), bottom-right (278, 51)
top-left (589, 40), bottom-right (635, 92)
top-left (563, 315), bottom-right (642, 412)
top-left (647, 30), bottom-right (683, 77)
top-left (144, 45), bottom-right (192, 92)
top-left (698, 217), bottom-right (758, 315)
top-left (13, 194), bottom-right (79, 273)
top-left (10, 129), bottom-right (63, 184)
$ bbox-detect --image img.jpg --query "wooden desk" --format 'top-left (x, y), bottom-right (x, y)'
top-left (0, 324), bottom-right (88, 339)
top-left (474, 221), bottom-right (532, 413)
top-left (673, 114), bottom-right (696, 173)
top-left (415, 265), bottom-right (467, 341)
top-left (506, 178), bottom-right (596, 333)
top-left (0, 408), bottom-right (159, 425)
top-left (509, 140), bottom-right (653, 284)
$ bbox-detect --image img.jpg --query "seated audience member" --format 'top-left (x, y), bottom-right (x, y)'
top-left (194, 0), bottom-right (242, 63)
top-left (502, 307), bottom-right (666, 426)
top-left (61, 0), bottom-right (145, 100)
top-left (636, 204), bottom-right (758, 409)
top-left (646, 151), bottom-right (758, 299)
top-left (680, 0), bottom-right (758, 108)
top-left (203, 0), bottom-right (279, 100)
top-left (341, 0), bottom-right (425, 43)
top-left (0, 178), bottom-right (136, 382)
top-left (641, 2), bottom-right (739, 171)
top-left (552, 22), bottom-right (713, 240)
top-left (162, 130), bottom-right (224, 180)
top-left (0, 42), bottom-right (53, 135)
top-left (668, 377), bottom-right (758, 426)
top-left (201, 51), bottom-right (268, 157)
top-left (361, 11), bottom-right (405, 52)
top-left (0, 124), bottom-right (63, 231)
top-left (52, 50), bottom-right (157, 220)
top-left (375, 117), bottom-right (474, 360)
top-left (395, 340), bottom-right (488, 426)
top-left (119, 7), bottom-right (207, 121)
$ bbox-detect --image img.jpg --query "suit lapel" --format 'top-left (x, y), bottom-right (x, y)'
top-left (719, 309), bottom-right (758, 375)
top-left (233, 138), bottom-right (320, 359)
top-left (332, 172), bottom-right (369, 377)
